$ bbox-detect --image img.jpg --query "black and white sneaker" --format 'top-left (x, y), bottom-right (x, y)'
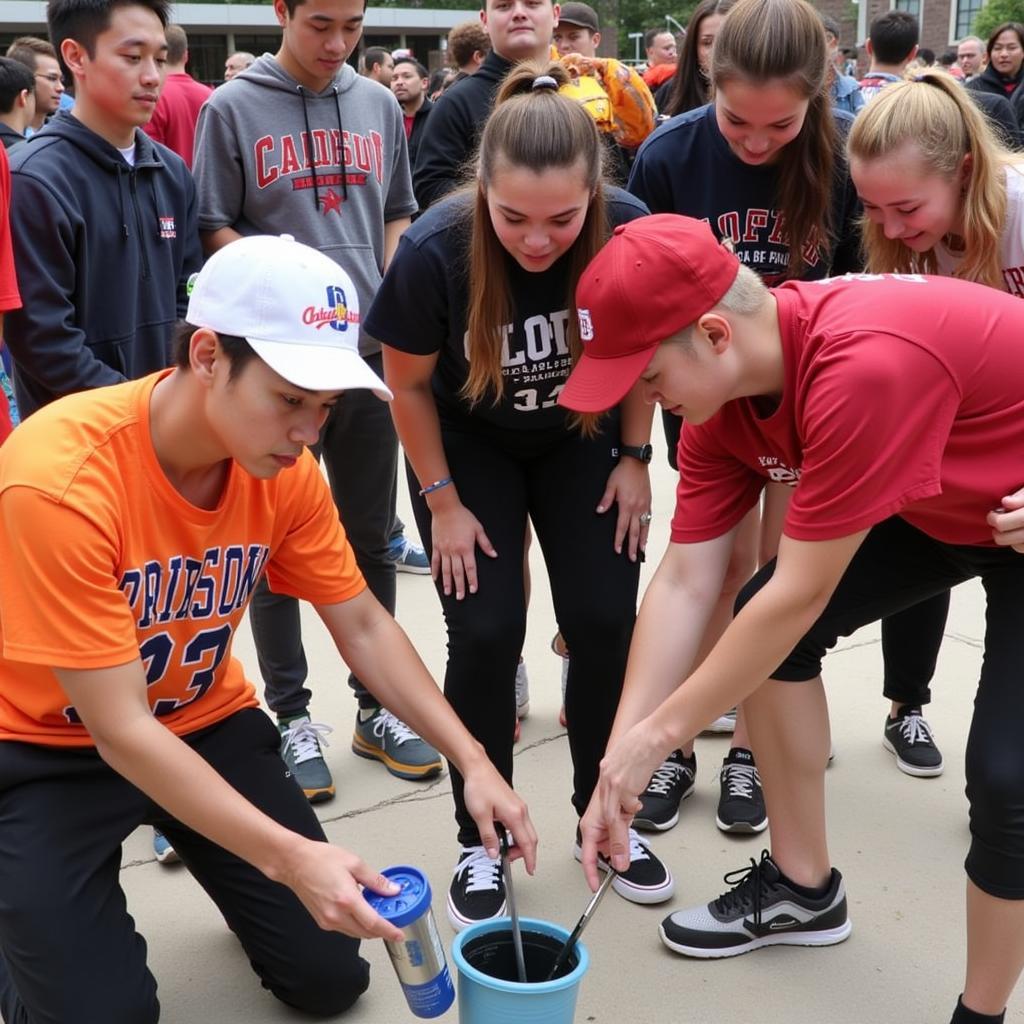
top-left (574, 827), bottom-right (674, 904)
top-left (447, 845), bottom-right (506, 931)
top-left (634, 750), bottom-right (696, 832)
top-left (659, 850), bottom-right (852, 958)
top-left (716, 748), bottom-right (767, 833)
top-left (883, 706), bottom-right (944, 777)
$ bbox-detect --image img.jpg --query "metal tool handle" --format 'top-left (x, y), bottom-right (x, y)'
top-left (498, 826), bottom-right (527, 983)
top-left (545, 869), bottom-right (616, 981)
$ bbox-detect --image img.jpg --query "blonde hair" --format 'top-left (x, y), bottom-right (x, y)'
top-left (847, 70), bottom-right (1012, 289)
top-left (462, 60), bottom-right (607, 409)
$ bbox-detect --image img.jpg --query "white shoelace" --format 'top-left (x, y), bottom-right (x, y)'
top-left (645, 759), bottom-right (685, 796)
top-left (280, 718), bottom-right (333, 766)
top-left (720, 761), bottom-right (760, 799)
top-left (897, 714), bottom-right (936, 746)
top-left (454, 846), bottom-right (502, 893)
top-left (626, 828), bottom-right (650, 864)
top-left (372, 709), bottom-right (421, 746)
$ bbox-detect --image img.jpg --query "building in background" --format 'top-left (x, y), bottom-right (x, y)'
top-left (0, 2), bottom-right (478, 85)
top-left (813, 0), bottom-right (986, 72)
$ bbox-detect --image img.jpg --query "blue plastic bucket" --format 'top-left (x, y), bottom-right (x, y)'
top-left (451, 917), bottom-right (589, 1024)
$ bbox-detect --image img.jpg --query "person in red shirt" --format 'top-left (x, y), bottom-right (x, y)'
top-left (142, 23), bottom-right (211, 168)
top-left (0, 233), bottom-right (535, 1021)
top-left (562, 214), bottom-right (1024, 1024)
top-left (0, 144), bottom-right (21, 443)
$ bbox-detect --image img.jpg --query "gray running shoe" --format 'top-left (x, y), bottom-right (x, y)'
top-left (352, 708), bottom-right (443, 780)
top-left (279, 714), bottom-right (335, 803)
top-left (660, 850), bottom-right (851, 958)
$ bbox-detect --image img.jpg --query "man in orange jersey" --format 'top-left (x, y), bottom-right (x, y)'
top-left (0, 234), bottom-right (536, 1023)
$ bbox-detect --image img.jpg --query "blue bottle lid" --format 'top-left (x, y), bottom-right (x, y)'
top-left (363, 865), bottom-right (433, 929)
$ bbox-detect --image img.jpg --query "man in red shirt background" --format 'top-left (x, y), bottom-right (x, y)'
top-left (0, 145), bottom-right (21, 443)
top-left (143, 23), bottom-right (211, 168)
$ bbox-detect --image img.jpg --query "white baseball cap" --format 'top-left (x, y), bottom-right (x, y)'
top-left (185, 234), bottom-right (393, 400)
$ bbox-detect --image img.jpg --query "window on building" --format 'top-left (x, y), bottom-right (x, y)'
top-left (955, 0), bottom-right (985, 39)
top-left (892, 0), bottom-right (921, 19)
top-left (186, 33), bottom-right (227, 87)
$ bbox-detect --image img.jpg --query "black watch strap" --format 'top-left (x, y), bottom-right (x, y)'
top-left (619, 443), bottom-right (653, 463)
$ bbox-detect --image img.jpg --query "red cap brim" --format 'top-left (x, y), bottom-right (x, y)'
top-left (558, 345), bottom-right (658, 413)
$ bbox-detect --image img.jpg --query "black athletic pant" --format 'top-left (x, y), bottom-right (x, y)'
top-left (409, 419), bottom-right (641, 846)
top-left (662, 407), bottom-right (949, 709)
top-left (250, 352), bottom-right (399, 717)
top-left (736, 516), bottom-right (1024, 899)
top-left (0, 709), bottom-right (369, 1023)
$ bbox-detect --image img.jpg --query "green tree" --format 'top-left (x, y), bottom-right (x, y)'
top-left (613, 0), bottom-right (699, 59)
top-left (974, 0), bottom-right (1024, 41)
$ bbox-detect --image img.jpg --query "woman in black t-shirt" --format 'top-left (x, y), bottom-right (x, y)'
top-left (365, 61), bottom-right (674, 931)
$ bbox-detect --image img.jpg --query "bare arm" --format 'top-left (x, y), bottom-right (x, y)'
top-left (382, 345), bottom-right (496, 599)
top-left (383, 217), bottom-right (411, 272)
top-left (607, 529), bottom-right (738, 749)
top-left (597, 381), bottom-right (655, 561)
top-left (581, 528), bottom-right (867, 883)
top-left (317, 589), bottom-right (536, 867)
top-left (55, 661), bottom-right (406, 941)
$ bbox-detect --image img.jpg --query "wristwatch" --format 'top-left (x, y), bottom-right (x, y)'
top-left (618, 443), bottom-right (653, 464)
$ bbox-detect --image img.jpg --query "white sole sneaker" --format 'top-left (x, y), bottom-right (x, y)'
top-left (446, 894), bottom-right (507, 932)
top-left (659, 918), bottom-right (852, 958)
top-left (715, 813), bottom-right (768, 834)
top-left (572, 839), bottom-right (675, 905)
top-left (882, 737), bottom-right (944, 777)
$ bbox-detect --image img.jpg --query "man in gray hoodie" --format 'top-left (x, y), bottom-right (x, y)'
top-left (192, 0), bottom-right (441, 804)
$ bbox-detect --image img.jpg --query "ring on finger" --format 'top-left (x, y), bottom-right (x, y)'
top-left (639, 511), bottom-right (653, 526)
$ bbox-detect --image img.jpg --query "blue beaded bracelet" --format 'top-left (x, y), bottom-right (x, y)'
top-left (418, 476), bottom-right (453, 496)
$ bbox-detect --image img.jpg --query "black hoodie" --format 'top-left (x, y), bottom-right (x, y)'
top-left (5, 112), bottom-right (202, 418)
top-left (412, 49), bottom-right (513, 211)
top-left (968, 61), bottom-right (1024, 100)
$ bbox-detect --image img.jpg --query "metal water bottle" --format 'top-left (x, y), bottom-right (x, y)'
top-left (363, 865), bottom-right (456, 1018)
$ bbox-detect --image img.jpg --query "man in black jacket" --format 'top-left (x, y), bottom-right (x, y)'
top-left (412, 0), bottom-right (557, 211)
top-left (5, 0), bottom-right (202, 418)
top-left (391, 56), bottom-right (433, 177)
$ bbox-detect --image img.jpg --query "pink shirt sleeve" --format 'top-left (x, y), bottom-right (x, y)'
top-left (0, 146), bottom-right (21, 313)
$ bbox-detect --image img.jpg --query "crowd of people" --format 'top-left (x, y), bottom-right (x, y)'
top-left (0, 0), bottom-right (1022, 1019)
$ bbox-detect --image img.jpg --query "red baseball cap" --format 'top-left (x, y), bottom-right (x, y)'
top-left (559, 214), bottom-right (740, 412)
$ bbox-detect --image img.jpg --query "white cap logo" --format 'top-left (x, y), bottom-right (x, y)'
top-left (578, 308), bottom-right (594, 342)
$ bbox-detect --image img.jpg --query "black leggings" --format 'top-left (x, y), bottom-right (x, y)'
top-left (736, 516), bottom-right (1024, 899)
top-left (0, 709), bottom-right (369, 1023)
top-left (410, 421), bottom-right (641, 846)
top-left (662, 407), bottom-right (949, 708)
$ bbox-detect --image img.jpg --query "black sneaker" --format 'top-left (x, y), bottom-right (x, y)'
top-left (634, 750), bottom-right (696, 832)
top-left (716, 748), bottom-right (767, 834)
top-left (574, 827), bottom-right (674, 904)
top-left (883, 706), bottom-right (944, 777)
top-left (446, 845), bottom-right (506, 932)
top-left (659, 850), bottom-right (852, 958)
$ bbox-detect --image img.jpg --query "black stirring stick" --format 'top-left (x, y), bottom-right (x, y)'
top-left (545, 869), bottom-right (617, 981)
top-left (497, 826), bottom-right (527, 983)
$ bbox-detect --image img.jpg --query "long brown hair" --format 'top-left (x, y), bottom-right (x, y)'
top-left (462, 60), bottom-right (607, 407)
top-left (661, 0), bottom-right (736, 117)
top-left (848, 70), bottom-right (1012, 289)
top-left (711, 0), bottom-right (836, 278)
